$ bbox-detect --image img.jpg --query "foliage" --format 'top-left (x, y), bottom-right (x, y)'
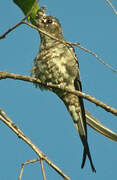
top-left (13, 0), bottom-right (39, 24)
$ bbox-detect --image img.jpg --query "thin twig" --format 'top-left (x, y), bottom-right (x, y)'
top-left (18, 158), bottom-right (40, 180)
top-left (40, 158), bottom-right (47, 180)
top-left (105, 0), bottom-right (117, 15)
top-left (23, 21), bottom-right (117, 74)
top-left (0, 71), bottom-right (117, 116)
top-left (1, 71), bottom-right (117, 142)
top-left (0, 0), bottom-right (38, 39)
top-left (47, 82), bottom-right (117, 116)
top-left (18, 164), bottom-right (24, 180)
top-left (0, 20), bottom-right (24, 39)
top-left (70, 42), bottom-right (117, 74)
top-left (0, 12), bottom-right (117, 73)
top-left (0, 109), bottom-right (70, 180)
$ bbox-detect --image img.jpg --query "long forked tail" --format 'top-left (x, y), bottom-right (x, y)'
top-left (60, 92), bottom-right (96, 172)
top-left (81, 142), bottom-right (96, 172)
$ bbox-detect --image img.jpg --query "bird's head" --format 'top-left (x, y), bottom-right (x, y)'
top-left (34, 7), bottom-right (63, 40)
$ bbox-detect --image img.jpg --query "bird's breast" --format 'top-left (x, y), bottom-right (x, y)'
top-left (32, 43), bottom-right (78, 88)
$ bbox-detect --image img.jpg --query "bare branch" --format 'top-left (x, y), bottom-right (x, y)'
top-left (0, 71), bottom-right (117, 142)
top-left (18, 163), bottom-right (24, 180)
top-left (47, 82), bottom-right (117, 116)
top-left (70, 42), bottom-right (117, 74)
top-left (105, 0), bottom-right (117, 15)
top-left (0, 14), bottom-right (116, 73)
top-left (0, 20), bottom-right (24, 39)
top-left (18, 158), bottom-right (40, 180)
top-left (0, 71), bottom-right (117, 116)
top-left (24, 21), bottom-right (117, 74)
top-left (85, 110), bottom-right (117, 142)
top-left (0, 0), bottom-right (38, 39)
top-left (0, 109), bottom-right (70, 180)
top-left (40, 158), bottom-right (47, 180)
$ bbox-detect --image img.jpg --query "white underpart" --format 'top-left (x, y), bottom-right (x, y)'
top-left (69, 105), bottom-right (78, 122)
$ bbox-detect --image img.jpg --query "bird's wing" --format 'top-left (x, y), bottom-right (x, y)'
top-left (74, 77), bottom-right (96, 172)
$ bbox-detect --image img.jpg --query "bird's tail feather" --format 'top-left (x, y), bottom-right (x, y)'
top-left (60, 92), bottom-right (96, 172)
top-left (81, 148), bottom-right (96, 172)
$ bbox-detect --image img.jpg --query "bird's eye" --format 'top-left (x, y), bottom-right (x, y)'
top-left (42, 18), bottom-right (52, 24)
top-left (46, 19), bottom-right (52, 24)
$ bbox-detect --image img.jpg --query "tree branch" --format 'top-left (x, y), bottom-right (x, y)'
top-left (0, 12), bottom-right (30, 39)
top-left (18, 158), bottom-right (40, 180)
top-left (0, 109), bottom-right (70, 180)
top-left (105, 0), bottom-right (117, 15)
top-left (0, 71), bottom-right (117, 116)
top-left (23, 21), bottom-right (117, 74)
top-left (0, 0), bottom-right (39, 39)
top-left (40, 158), bottom-right (47, 180)
top-left (70, 42), bottom-right (117, 74)
top-left (0, 15), bottom-right (117, 74)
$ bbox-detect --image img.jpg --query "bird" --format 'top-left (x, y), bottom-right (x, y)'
top-left (31, 7), bottom-right (96, 172)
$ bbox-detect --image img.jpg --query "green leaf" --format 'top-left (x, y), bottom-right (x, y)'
top-left (13, 0), bottom-right (39, 24)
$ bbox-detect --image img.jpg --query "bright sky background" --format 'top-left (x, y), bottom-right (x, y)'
top-left (1, 0), bottom-right (117, 180)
